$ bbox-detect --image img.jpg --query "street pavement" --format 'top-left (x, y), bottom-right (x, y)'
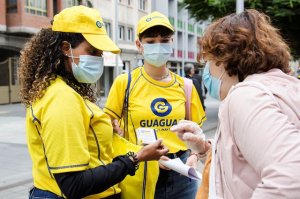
top-left (0, 96), bottom-right (219, 198)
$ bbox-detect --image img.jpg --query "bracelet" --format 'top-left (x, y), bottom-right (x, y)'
top-left (190, 150), bottom-right (209, 161)
top-left (188, 141), bottom-right (212, 161)
top-left (197, 151), bottom-right (208, 159)
top-left (198, 140), bottom-right (212, 159)
top-left (126, 151), bottom-right (140, 170)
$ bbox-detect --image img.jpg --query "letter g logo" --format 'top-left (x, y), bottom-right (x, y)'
top-left (151, 98), bottom-right (172, 117)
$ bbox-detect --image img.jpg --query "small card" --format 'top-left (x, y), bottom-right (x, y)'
top-left (136, 127), bottom-right (157, 145)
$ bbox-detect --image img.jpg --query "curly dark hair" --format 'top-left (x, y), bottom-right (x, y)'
top-left (19, 28), bottom-right (96, 106)
top-left (199, 9), bottom-right (291, 81)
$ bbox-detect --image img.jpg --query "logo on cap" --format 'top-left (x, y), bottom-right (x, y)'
top-left (96, 21), bottom-right (103, 28)
top-left (146, 16), bottom-right (164, 22)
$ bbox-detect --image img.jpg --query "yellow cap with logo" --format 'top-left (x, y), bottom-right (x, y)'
top-left (137, 11), bottom-right (174, 36)
top-left (52, 6), bottom-right (120, 54)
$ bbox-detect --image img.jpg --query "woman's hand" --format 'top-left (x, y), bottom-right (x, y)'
top-left (186, 154), bottom-right (198, 169)
top-left (171, 120), bottom-right (210, 154)
top-left (136, 139), bottom-right (169, 162)
top-left (112, 119), bottom-right (124, 137)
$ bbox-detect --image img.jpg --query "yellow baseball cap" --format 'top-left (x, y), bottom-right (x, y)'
top-left (137, 11), bottom-right (174, 36)
top-left (52, 6), bottom-right (120, 54)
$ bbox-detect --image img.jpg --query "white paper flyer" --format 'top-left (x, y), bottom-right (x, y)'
top-left (159, 158), bottom-right (202, 181)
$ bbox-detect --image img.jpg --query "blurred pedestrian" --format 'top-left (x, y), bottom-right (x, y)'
top-left (19, 6), bottom-right (168, 199)
top-left (104, 11), bottom-right (206, 199)
top-left (194, 65), bottom-right (207, 98)
top-left (184, 63), bottom-right (206, 110)
top-left (171, 9), bottom-right (300, 199)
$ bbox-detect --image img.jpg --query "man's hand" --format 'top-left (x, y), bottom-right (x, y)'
top-left (159, 156), bottom-right (171, 170)
top-left (186, 154), bottom-right (198, 169)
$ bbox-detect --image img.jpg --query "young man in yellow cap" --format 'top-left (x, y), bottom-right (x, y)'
top-left (104, 11), bottom-right (206, 199)
top-left (19, 6), bottom-right (169, 199)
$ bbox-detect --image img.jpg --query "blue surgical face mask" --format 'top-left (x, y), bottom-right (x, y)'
top-left (68, 47), bottom-right (104, 83)
top-left (142, 43), bottom-right (173, 67)
top-left (202, 61), bottom-right (225, 100)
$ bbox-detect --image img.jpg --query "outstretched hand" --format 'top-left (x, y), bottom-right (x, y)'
top-left (136, 139), bottom-right (169, 162)
top-left (171, 120), bottom-right (210, 154)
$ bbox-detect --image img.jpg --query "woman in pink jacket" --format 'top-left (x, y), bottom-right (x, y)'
top-left (171, 9), bottom-right (300, 199)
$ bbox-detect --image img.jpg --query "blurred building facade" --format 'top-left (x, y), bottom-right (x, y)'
top-left (0, 0), bottom-right (205, 104)
top-left (151, 0), bottom-right (207, 75)
top-left (0, 0), bottom-right (64, 104)
top-left (92, 0), bottom-right (152, 97)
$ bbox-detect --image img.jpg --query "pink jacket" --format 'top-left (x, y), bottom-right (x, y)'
top-left (214, 69), bottom-right (300, 198)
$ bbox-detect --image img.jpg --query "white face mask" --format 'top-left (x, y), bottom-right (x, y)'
top-left (68, 46), bottom-right (104, 83)
top-left (141, 43), bottom-right (173, 67)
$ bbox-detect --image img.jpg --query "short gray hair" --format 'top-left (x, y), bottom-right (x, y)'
top-left (184, 63), bottom-right (194, 75)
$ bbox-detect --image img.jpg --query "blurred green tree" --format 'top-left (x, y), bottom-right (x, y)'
top-left (182, 0), bottom-right (300, 59)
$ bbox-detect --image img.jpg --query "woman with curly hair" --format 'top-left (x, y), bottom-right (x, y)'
top-left (19, 6), bottom-right (168, 199)
top-left (171, 9), bottom-right (300, 198)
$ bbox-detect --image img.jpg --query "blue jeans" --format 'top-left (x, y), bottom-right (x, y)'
top-left (29, 187), bottom-right (64, 199)
top-left (155, 151), bottom-right (199, 199)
